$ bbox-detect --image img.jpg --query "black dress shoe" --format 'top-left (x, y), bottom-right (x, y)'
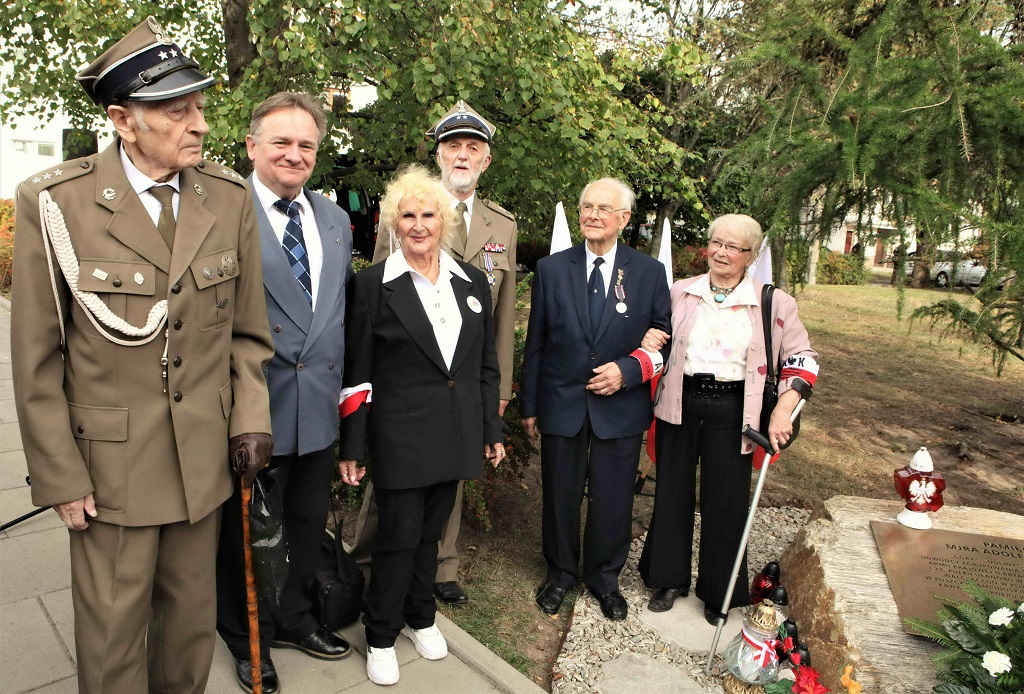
top-left (234, 654), bottom-right (280, 694)
top-left (595, 590), bottom-right (628, 621)
top-left (704, 605), bottom-right (728, 626)
top-left (434, 581), bottom-right (469, 605)
top-left (647, 587), bottom-right (687, 613)
top-left (271, 626), bottom-right (351, 660)
top-left (535, 582), bottom-right (567, 615)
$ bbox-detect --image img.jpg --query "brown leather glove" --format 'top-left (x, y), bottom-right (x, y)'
top-left (229, 433), bottom-right (273, 488)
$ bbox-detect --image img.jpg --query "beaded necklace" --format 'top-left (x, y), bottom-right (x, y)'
top-left (709, 282), bottom-right (738, 304)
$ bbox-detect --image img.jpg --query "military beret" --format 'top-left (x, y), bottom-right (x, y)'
top-left (427, 100), bottom-right (496, 143)
top-left (76, 16), bottom-right (215, 110)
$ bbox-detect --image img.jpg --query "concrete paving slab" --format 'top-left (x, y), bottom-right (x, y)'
top-left (0, 487), bottom-right (63, 538)
top-left (0, 381), bottom-right (12, 402)
top-left (0, 527), bottom-right (70, 605)
top-left (0, 597), bottom-right (76, 692)
top-left (0, 363), bottom-right (11, 379)
top-left (0, 421), bottom-right (22, 452)
top-left (636, 594), bottom-right (743, 654)
top-left (599, 652), bottom-right (709, 694)
top-left (40, 588), bottom-right (75, 661)
top-left (0, 449), bottom-right (29, 491)
top-left (342, 655), bottom-right (503, 694)
top-left (0, 394), bottom-right (15, 422)
top-left (19, 677), bottom-right (78, 694)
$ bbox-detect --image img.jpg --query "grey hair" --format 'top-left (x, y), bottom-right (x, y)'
top-left (708, 214), bottom-right (764, 255)
top-left (579, 177), bottom-right (636, 211)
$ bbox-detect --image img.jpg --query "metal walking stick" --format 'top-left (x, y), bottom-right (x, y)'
top-left (236, 451), bottom-right (263, 694)
top-left (705, 395), bottom-right (809, 673)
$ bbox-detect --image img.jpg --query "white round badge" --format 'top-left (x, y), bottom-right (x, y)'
top-left (467, 296), bottom-right (483, 313)
top-left (616, 302), bottom-right (627, 314)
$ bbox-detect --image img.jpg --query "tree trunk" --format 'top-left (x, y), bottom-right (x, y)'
top-left (222, 0), bottom-right (256, 90)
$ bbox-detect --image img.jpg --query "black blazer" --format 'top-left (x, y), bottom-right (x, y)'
top-left (339, 258), bottom-right (502, 489)
top-left (520, 242), bottom-right (671, 439)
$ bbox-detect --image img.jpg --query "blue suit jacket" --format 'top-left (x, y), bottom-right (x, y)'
top-left (520, 242), bottom-right (671, 439)
top-left (252, 180), bottom-right (353, 456)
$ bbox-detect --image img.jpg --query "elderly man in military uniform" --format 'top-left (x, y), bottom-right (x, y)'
top-left (353, 100), bottom-right (519, 605)
top-left (11, 17), bottom-right (274, 694)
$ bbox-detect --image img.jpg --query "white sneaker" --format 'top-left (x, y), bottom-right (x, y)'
top-left (366, 646), bottom-right (400, 686)
top-left (401, 624), bottom-right (448, 660)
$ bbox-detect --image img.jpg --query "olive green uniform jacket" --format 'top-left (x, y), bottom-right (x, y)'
top-left (12, 143), bottom-right (274, 527)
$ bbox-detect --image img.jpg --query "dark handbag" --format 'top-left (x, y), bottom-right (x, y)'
top-left (759, 284), bottom-right (799, 446)
top-left (307, 519), bottom-right (364, 631)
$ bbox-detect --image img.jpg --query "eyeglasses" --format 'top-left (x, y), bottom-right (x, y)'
top-left (708, 239), bottom-right (751, 255)
top-left (578, 203), bottom-right (627, 219)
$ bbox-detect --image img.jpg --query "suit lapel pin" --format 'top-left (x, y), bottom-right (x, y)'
top-left (467, 296), bottom-right (483, 313)
top-left (203, 267), bottom-right (214, 280)
top-left (194, 184), bottom-right (204, 195)
top-left (102, 188), bottom-right (116, 200)
top-left (134, 272), bottom-right (145, 285)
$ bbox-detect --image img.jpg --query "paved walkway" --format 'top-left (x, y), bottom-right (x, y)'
top-left (0, 299), bottom-right (543, 694)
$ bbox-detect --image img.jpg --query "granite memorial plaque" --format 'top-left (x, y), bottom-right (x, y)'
top-left (871, 520), bottom-right (1024, 633)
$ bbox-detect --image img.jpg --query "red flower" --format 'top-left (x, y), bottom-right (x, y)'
top-left (792, 666), bottom-right (830, 694)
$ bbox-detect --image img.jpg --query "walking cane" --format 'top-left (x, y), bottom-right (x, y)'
top-left (238, 458), bottom-right (263, 694)
top-left (704, 396), bottom-right (809, 673)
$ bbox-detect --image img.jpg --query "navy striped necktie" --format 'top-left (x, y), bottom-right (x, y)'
top-left (274, 199), bottom-right (312, 305)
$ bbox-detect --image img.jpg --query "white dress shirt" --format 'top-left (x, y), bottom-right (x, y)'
top-left (119, 144), bottom-right (180, 225)
top-left (251, 173), bottom-right (324, 309)
top-left (584, 241), bottom-right (617, 294)
top-left (382, 249), bottom-right (469, 370)
top-left (683, 274), bottom-right (756, 381)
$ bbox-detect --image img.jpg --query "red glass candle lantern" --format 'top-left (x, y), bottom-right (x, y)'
top-left (893, 447), bottom-right (946, 529)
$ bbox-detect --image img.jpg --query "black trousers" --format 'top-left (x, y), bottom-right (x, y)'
top-left (541, 415), bottom-right (642, 595)
top-left (216, 445), bottom-right (334, 659)
top-left (638, 390), bottom-right (753, 610)
top-left (363, 480), bottom-right (459, 649)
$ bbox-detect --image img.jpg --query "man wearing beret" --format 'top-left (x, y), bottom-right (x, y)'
top-left (354, 100), bottom-right (519, 606)
top-left (11, 17), bottom-right (274, 693)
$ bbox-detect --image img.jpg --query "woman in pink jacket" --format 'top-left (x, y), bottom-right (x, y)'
top-left (637, 214), bottom-right (818, 624)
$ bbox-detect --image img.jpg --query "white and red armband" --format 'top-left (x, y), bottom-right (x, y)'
top-left (780, 354), bottom-right (818, 388)
top-left (629, 348), bottom-right (664, 384)
top-left (339, 383), bottom-right (372, 419)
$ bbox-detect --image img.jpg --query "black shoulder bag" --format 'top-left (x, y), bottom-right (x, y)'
top-left (307, 498), bottom-right (365, 631)
top-left (760, 284), bottom-right (800, 445)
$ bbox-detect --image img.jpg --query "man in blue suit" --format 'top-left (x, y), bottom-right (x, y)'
top-left (216, 92), bottom-right (353, 693)
top-left (520, 178), bottom-right (671, 621)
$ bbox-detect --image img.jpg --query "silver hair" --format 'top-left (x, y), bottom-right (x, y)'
top-left (579, 177), bottom-right (636, 211)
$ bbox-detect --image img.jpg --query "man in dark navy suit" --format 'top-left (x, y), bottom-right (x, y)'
top-left (520, 178), bottom-right (671, 621)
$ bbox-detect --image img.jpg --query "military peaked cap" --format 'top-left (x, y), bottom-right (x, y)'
top-left (427, 100), bottom-right (496, 143)
top-left (77, 16), bottom-right (215, 109)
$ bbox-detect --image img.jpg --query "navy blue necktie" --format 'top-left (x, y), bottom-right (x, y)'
top-left (274, 199), bottom-right (312, 305)
top-left (588, 257), bottom-right (605, 334)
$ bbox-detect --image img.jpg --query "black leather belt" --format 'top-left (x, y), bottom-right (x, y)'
top-left (683, 373), bottom-right (744, 396)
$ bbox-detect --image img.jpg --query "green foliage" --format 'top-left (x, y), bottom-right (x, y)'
top-left (725, 0), bottom-right (1024, 286)
top-left (906, 582), bottom-right (1024, 693)
top-left (0, 199), bottom-right (14, 294)
top-left (815, 250), bottom-right (866, 286)
top-left (463, 276), bottom-right (538, 531)
top-left (0, 1), bottom-right (700, 250)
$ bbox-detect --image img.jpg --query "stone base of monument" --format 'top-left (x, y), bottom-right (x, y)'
top-left (780, 496), bottom-right (1024, 693)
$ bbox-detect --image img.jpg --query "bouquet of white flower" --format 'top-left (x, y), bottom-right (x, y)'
top-left (906, 582), bottom-right (1022, 693)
